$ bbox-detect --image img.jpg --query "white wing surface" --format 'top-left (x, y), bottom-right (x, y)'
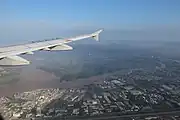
top-left (0, 29), bottom-right (103, 66)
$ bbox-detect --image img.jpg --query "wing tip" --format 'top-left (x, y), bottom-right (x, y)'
top-left (92, 29), bottom-right (104, 41)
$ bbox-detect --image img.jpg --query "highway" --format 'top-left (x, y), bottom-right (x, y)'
top-left (36, 110), bottom-right (180, 120)
top-left (65, 110), bottom-right (180, 120)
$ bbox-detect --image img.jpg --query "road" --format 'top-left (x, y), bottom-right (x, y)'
top-left (63, 110), bottom-right (180, 120)
top-left (34, 109), bottom-right (180, 120)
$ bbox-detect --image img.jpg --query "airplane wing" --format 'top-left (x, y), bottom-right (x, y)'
top-left (0, 29), bottom-right (103, 66)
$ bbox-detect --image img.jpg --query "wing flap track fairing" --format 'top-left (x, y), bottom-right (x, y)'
top-left (0, 56), bottom-right (30, 65)
top-left (49, 44), bottom-right (73, 51)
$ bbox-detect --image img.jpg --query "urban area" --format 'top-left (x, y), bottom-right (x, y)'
top-left (1, 58), bottom-right (180, 120)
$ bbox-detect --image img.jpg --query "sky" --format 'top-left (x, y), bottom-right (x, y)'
top-left (0, 0), bottom-right (180, 44)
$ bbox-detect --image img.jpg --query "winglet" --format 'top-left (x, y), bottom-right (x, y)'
top-left (92, 29), bottom-right (103, 41)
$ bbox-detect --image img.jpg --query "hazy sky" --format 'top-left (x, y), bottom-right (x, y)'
top-left (0, 0), bottom-right (180, 44)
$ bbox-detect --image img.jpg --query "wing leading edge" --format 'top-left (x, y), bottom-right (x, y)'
top-left (0, 29), bottom-right (103, 66)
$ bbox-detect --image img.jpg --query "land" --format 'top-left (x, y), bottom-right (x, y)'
top-left (1, 40), bottom-right (180, 119)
